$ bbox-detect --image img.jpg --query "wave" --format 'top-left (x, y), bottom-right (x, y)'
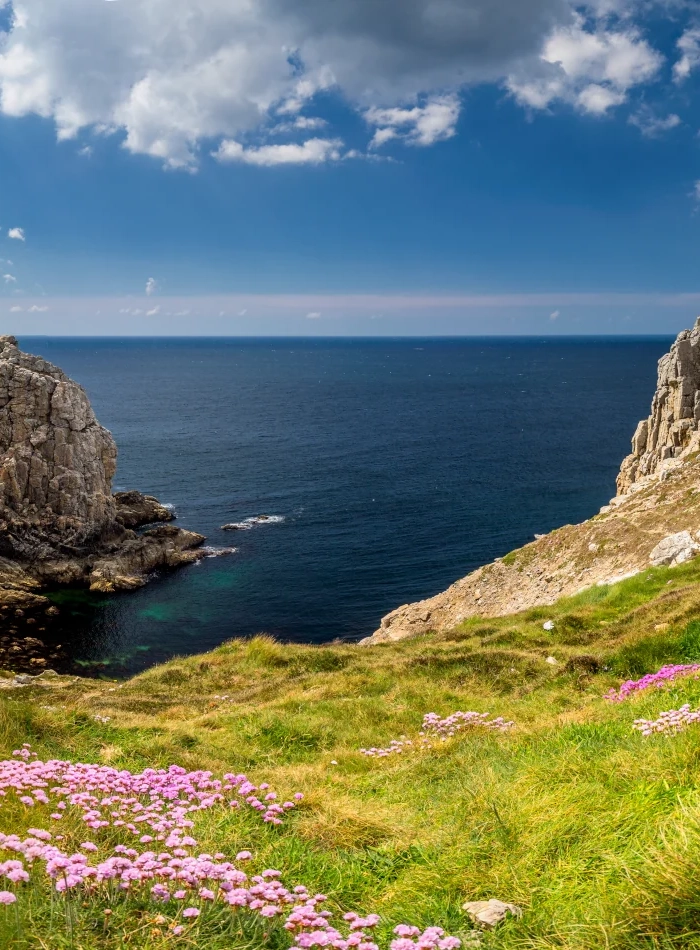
top-left (200, 546), bottom-right (238, 558)
top-left (221, 515), bottom-right (285, 531)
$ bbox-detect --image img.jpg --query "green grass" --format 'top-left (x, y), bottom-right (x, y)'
top-left (4, 560), bottom-right (700, 947)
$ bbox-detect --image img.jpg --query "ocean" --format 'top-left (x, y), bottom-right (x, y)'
top-left (19, 336), bottom-right (671, 675)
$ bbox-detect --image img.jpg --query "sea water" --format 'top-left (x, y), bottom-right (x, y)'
top-left (20, 336), bottom-right (671, 674)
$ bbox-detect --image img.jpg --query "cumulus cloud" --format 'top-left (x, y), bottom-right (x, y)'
top-left (674, 27), bottom-right (700, 82)
top-left (9, 305), bottom-right (22, 312)
top-left (0, 1), bottom-right (679, 167)
top-left (628, 109), bottom-right (681, 136)
top-left (214, 137), bottom-right (343, 165)
top-left (0, 0), bottom-right (662, 169)
top-left (507, 15), bottom-right (663, 114)
top-left (8, 228), bottom-right (25, 241)
top-left (28, 304), bottom-right (48, 312)
top-left (3, 274), bottom-right (16, 284)
top-left (145, 277), bottom-right (158, 296)
top-left (550, 309), bottom-right (560, 320)
top-left (366, 96), bottom-right (460, 148)
top-left (306, 311), bottom-right (321, 319)
top-left (146, 305), bottom-right (161, 316)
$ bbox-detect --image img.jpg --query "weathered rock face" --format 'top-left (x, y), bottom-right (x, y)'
top-left (617, 317), bottom-right (700, 495)
top-left (0, 335), bottom-right (118, 559)
top-left (0, 338), bottom-right (207, 618)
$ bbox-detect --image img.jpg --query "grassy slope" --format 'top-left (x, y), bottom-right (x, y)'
top-left (5, 563), bottom-right (700, 947)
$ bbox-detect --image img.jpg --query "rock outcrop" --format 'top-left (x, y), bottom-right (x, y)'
top-left (365, 320), bottom-right (700, 645)
top-left (0, 335), bottom-right (118, 560)
top-left (617, 317), bottom-right (700, 495)
top-left (0, 336), bottom-right (206, 614)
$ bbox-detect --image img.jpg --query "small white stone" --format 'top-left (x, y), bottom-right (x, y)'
top-left (546, 656), bottom-right (558, 665)
top-left (543, 620), bottom-right (555, 631)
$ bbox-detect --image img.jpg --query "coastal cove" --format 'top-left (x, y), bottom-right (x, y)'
top-left (18, 336), bottom-right (672, 675)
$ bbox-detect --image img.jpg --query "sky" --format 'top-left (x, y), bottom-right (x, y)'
top-left (0, 0), bottom-right (700, 335)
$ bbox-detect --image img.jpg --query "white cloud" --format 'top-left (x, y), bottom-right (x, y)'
top-left (674, 27), bottom-right (700, 82)
top-left (550, 309), bottom-right (560, 320)
top-left (78, 144), bottom-right (93, 158)
top-left (145, 277), bottom-right (158, 296)
top-left (8, 228), bottom-right (25, 241)
top-left (9, 305), bottom-right (22, 312)
top-left (693, 180), bottom-right (700, 203)
top-left (628, 110), bottom-right (681, 137)
top-left (174, 309), bottom-right (190, 316)
top-left (3, 274), bottom-right (16, 284)
top-left (366, 96), bottom-right (460, 148)
top-left (28, 304), bottom-right (48, 312)
top-left (238, 308), bottom-right (248, 316)
top-left (0, 0), bottom-right (667, 169)
top-left (306, 311), bottom-right (321, 319)
top-left (146, 305), bottom-right (161, 316)
top-left (507, 15), bottom-right (663, 114)
top-left (214, 137), bottom-right (343, 166)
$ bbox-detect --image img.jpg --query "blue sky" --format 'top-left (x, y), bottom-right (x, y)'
top-left (1, 0), bottom-right (700, 335)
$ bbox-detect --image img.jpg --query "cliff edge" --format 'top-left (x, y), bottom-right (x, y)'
top-left (365, 319), bottom-right (700, 645)
top-left (0, 336), bottom-right (205, 616)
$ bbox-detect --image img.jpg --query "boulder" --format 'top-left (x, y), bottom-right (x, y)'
top-left (463, 899), bottom-right (522, 930)
top-left (114, 491), bottom-right (175, 528)
top-left (649, 531), bottom-right (700, 567)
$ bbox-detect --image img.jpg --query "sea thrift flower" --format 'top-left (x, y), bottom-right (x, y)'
top-left (361, 711), bottom-right (513, 757)
top-left (633, 704), bottom-right (700, 735)
top-left (605, 664), bottom-right (700, 701)
top-left (0, 747), bottom-right (462, 950)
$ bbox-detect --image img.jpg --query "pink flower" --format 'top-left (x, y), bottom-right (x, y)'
top-left (182, 907), bottom-right (200, 918)
top-left (0, 891), bottom-right (16, 904)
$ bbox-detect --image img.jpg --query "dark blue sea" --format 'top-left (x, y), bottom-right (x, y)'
top-left (19, 337), bottom-right (671, 675)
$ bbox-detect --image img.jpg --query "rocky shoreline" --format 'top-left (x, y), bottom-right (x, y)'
top-left (0, 336), bottom-right (211, 667)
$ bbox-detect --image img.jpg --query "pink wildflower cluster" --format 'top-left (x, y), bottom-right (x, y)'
top-left (604, 664), bottom-right (700, 702)
top-left (633, 703), bottom-right (700, 736)
top-left (0, 834), bottom-right (461, 950)
top-left (0, 747), bottom-right (463, 950)
top-left (360, 711), bottom-right (513, 758)
top-left (1, 745), bottom-right (302, 833)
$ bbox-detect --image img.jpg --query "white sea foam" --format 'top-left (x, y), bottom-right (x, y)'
top-left (201, 546), bottom-right (238, 558)
top-left (221, 515), bottom-right (285, 531)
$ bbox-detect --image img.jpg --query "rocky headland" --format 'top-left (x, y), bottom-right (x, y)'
top-left (365, 318), bottom-right (700, 645)
top-left (0, 336), bottom-right (207, 643)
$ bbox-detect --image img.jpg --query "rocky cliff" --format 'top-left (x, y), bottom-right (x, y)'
top-left (0, 336), bottom-right (206, 618)
top-left (365, 319), bottom-right (700, 645)
top-left (617, 318), bottom-right (700, 495)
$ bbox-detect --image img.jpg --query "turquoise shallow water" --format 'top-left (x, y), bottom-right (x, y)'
top-left (18, 336), bottom-right (671, 675)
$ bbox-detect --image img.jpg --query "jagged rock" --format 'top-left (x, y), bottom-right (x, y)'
top-left (649, 531), bottom-right (700, 567)
top-left (618, 317), bottom-right (700, 495)
top-left (463, 899), bottom-right (522, 930)
top-left (114, 491), bottom-right (175, 528)
top-left (0, 337), bottom-right (208, 622)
